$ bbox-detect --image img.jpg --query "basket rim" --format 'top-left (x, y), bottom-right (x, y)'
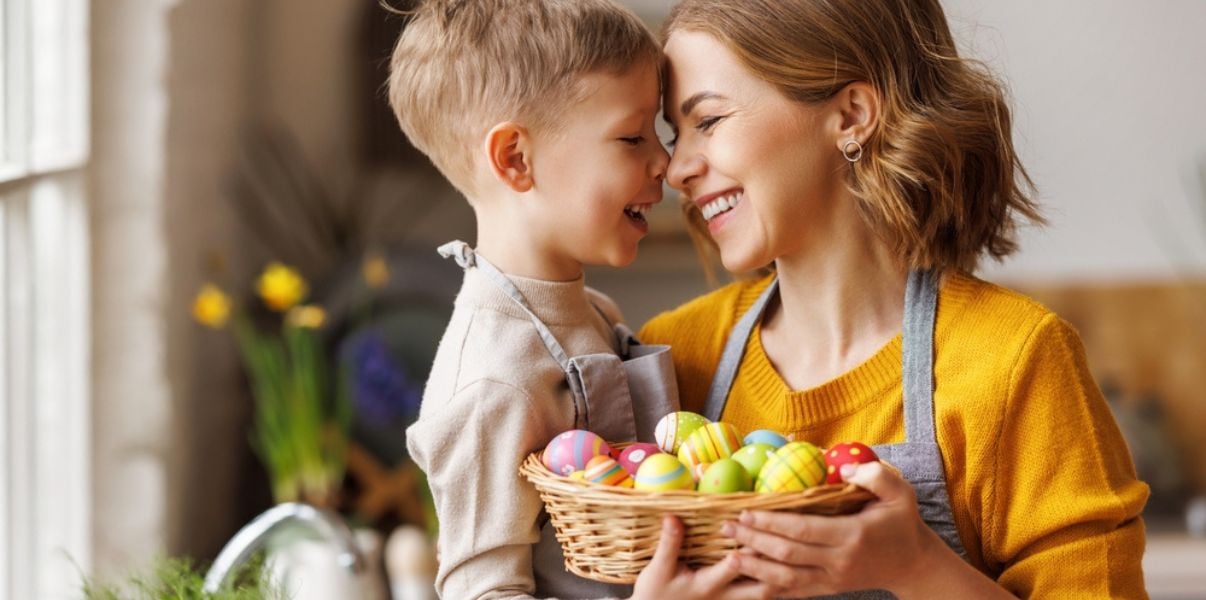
top-left (520, 450), bottom-right (875, 508)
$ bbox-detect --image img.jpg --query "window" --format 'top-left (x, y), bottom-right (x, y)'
top-left (1, 0), bottom-right (90, 598)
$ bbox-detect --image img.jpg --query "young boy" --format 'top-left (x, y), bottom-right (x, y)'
top-left (389, 1), bottom-right (681, 598)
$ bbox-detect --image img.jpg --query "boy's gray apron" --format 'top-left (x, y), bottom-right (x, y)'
top-left (704, 270), bottom-right (969, 599)
top-left (439, 240), bottom-right (678, 598)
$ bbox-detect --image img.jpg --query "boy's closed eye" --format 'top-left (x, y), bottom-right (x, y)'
top-left (619, 136), bottom-right (646, 146)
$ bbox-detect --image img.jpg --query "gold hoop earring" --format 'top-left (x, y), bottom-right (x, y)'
top-left (842, 140), bottom-right (863, 163)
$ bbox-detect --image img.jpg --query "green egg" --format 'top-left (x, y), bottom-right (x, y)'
top-left (731, 443), bottom-right (776, 480)
top-left (697, 458), bottom-right (754, 493)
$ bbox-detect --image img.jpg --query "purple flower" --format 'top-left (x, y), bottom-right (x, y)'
top-left (347, 333), bottom-right (421, 423)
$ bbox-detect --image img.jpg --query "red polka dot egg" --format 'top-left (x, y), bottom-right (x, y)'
top-left (824, 442), bottom-right (880, 484)
top-left (542, 429), bottom-right (611, 476)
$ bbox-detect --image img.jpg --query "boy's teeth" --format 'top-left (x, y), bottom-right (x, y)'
top-left (701, 192), bottom-right (743, 221)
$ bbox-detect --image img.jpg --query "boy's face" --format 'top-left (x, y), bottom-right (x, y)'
top-left (526, 62), bottom-right (669, 271)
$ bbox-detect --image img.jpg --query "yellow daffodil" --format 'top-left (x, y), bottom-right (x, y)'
top-left (257, 262), bottom-right (308, 312)
top-left (287, 305), bottom-right (327, 329)
top-left (192, 284), bottom-right (232, 329)
top-left (362, 252), bottom-right (390, 290)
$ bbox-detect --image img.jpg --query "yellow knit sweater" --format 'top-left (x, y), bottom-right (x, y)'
top-left (639, 271), bottom-right (1149, 598)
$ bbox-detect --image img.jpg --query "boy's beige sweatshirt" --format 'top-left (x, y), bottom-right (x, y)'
top-left (406, 265), bottom-right (631, 599)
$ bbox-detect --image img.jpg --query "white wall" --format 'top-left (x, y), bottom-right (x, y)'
top-left (945, 0), bottom-right (1206, 283)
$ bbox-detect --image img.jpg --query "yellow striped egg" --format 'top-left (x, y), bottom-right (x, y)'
top-left (756, 441), bottom-right (827, 493)
top-left (633, 454), bottom-right (695, 492)
top-left (654, 411), bottom-right (710, 454)
top-left (584, 455), bottom-right (633, 488)
top-left (677, 422), bottom-right (743, 470)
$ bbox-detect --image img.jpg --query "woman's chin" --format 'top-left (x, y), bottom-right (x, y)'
top-left (719, 248), bottom-right (767, 275)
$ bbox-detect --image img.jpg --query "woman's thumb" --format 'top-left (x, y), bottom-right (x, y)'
top-left (842, 461), bottom-right (912, 502)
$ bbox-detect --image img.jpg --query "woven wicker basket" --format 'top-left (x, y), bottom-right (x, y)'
top-left (519, 446), bottom-right (876, 584)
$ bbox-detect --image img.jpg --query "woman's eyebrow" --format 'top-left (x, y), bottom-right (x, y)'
top-left (680, 91), bottom-right (726, 117)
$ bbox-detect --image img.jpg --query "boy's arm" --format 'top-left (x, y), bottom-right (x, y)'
top-left (985, 315), bottom-right (1150, 598)
top-left (407, 378), bottom-right (584, 600)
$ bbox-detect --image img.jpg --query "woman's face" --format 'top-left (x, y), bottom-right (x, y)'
top-left (663, 30), bottom-right (850, 272)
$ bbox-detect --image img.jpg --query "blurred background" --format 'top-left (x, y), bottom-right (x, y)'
top-left (1, 0), bottom-right (1203, 598)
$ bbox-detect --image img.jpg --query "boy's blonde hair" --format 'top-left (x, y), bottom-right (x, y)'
top-left (388, 0), bottom-right (660, 197)
top-left (666, 0), bottom-right (1043, 273)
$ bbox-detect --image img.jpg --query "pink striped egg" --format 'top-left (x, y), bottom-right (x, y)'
top-left (542, 430), bottom-right (611, 476)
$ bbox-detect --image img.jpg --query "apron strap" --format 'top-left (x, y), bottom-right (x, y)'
top-left (702, 278), bottom-right (779, 421)
top-left (902, 268), bottom-right (940, 444)
top-left (702, 270), bottom-right (940, 446)
top-left (437, 240), bottom-right (574, 372)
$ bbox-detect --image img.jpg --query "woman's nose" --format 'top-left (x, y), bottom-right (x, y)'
top-left (666, 144), bottom-right (703, 192)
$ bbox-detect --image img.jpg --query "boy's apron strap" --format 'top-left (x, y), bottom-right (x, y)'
top-left (702, 278), bottom-right (779, 422)
top-left (437, 240), bottom-right (574, 371)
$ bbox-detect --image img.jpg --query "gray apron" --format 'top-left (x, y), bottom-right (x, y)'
top-left (704, 270), bottom-right (969, 599)
top-left (439, 241), bottom-right (679, 598)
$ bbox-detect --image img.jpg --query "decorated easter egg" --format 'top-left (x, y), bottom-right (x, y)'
top-left (690, 462), bottom-right (712, 482)
top-left (756, 441), bottom-right (827, 493)
top-left (633, 454), bottom-right (695, 492)
top-left (824, 442), bottom-right (880, 484)
top-left (743, 429), bottom-right (789, 449)
top-left (677, 422), bottom-right (743, 470)
top-left (654, 411), bottom-right (710, 454)
top-left (569, 470), bottom-right (586, 481)
top-left (584, 455), bottom-right (634, 488)
top-left (731, 443), bottom-right (776, 480)
top-left (698, 458), bottom-right (754, 493)
top-left (542, 430), bottom-right (612, 476)
top-left (618, 443), bottom-right (662, 476)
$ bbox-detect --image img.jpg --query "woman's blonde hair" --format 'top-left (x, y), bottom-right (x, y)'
top-left (665, 0), bottom-right (1042, 273)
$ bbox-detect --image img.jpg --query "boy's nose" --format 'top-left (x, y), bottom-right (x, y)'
top-left (650, 144), bottom-right (670, 182)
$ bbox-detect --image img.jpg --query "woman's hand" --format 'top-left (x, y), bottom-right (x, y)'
top-left (630, 515), bottom-right (778, 600)
top-left (721, 462), bottom-right (1012, 599)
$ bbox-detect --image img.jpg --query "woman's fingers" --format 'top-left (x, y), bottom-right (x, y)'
top-left (736, 510), bottom-right (847, 547)
top-left (723, 520), bottom-right (829, 566)
top-left (732, 552), bottom-right (827, 592)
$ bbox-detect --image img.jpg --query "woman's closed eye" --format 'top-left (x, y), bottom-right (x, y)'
top-left (664, 115), bottom-right (726, 148)
top-left (619, 136), bottom-right (645, 146)
top-left (696, 115), bottom-right (724, 133)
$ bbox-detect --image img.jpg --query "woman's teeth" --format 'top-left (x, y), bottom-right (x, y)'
top-left (701, 192), bottom-right (743, 221)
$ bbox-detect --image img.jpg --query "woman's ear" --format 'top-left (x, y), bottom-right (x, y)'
top-left (484, 122), bottom-right (535, 193)
top-left (833, 81), bottom-right (880, 149)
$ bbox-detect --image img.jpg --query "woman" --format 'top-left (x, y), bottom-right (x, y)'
top-left (637, 0), bottom-right (1149, 597)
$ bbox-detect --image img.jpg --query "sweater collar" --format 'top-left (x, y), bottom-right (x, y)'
top-left (457, 265), bottom-right (599, 327)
